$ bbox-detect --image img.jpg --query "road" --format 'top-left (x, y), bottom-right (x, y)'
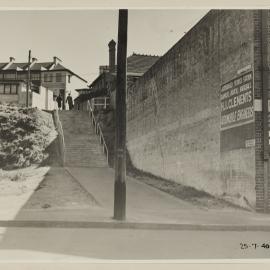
top-left (0, 227), bottom-right (269, 261)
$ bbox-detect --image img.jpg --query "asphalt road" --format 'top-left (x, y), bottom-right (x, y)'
top-left (0, 227), bottom-right (269, 261)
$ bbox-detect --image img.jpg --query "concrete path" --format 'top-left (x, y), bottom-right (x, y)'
top-left (66, 167), bottom-right (270, 227)
top-left (10, 165), bottom-right (270, 229)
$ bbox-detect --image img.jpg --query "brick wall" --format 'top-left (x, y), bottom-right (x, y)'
top-left (253, 10), bottom-right (270, 212)
top-left (219, 10), bottom-right (256, 206)
top-left (127, 10), bottom-right (265, 208)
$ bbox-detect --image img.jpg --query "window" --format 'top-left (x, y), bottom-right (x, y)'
top-left (11, 85), bottom-right (17, 94)
top-left (44, 73), bottom-right (53, 82)
top-left (5, 84), bottom-right (11, 93)
top-left (4, 73), bottom-right (16, 80)
top-left (56, 73), bottom-right (62, 82)
top-left (31, 73), bottom-right (40, 80)
top-left (0, 84), bottom-right (18, 94)
top-left (17, 73), bottom-right (27, 80)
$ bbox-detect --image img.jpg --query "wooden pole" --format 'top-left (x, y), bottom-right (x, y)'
top-left (114, 9), bottom-right (128, 220)
top-left (26, 50), bottom-right (31, 108)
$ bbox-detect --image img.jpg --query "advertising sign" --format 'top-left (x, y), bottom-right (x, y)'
top-left (221, 71), bottom-right (254, 131)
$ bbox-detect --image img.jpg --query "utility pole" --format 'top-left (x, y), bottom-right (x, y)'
top-left (114, 9), bottom-right (128, 220)
top-left (26, 50), bottom-right (31, 108)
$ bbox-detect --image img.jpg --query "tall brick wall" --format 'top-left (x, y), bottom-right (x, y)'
top-left (253, 10), bottom-right (270, 212)
top-left (127, 10), bottom-right (264, 208)
top-left (252, 10), bottom-right (264, 211)
top-left (219, 10), bottom-right (256, 206)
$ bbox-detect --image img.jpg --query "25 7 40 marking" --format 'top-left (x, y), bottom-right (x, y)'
top-left (240, 243), bottom-right (270, 249)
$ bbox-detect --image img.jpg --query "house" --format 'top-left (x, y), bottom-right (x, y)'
top-left (74, 40), bottom-right (159, 111)
top-left (75, 69), bottom-right (115, 111)
top-left (0, 79), bottom-right (54, 110)
top-left (0, 56), bottom-right (87, 109)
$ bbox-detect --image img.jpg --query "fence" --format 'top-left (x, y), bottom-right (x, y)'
top-left (87, 100), bottom-right (109, 164)
top-left (53, 109), bottom-right (65, 166)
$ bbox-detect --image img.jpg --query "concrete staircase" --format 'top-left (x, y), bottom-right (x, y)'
top-left (58, 111), bottom-right (108, 168)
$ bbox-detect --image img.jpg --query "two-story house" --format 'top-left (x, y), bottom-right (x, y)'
top-left (0, 56), bottom-right (87, 109)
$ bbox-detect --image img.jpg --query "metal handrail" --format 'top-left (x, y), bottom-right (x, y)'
top-left (92, 97), bottom-right (110, 110)
top-left (54, 109), bottom-right (66, 166)
top-left (87, 100), bottom-right (109, 164)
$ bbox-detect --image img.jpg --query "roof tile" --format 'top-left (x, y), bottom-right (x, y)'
top-left (127, 53), bottom-right (160, 74)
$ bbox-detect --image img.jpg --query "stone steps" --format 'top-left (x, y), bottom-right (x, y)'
top-left (58, 111), bottom-right (108, 168)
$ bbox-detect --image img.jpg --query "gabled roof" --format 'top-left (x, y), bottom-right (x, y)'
top-left (46, 63), bottom-right (87, 82)
top-left (82, 53), bottom-right (160, 95)
top-left (127, 53), bottom-right (160, 74)
top-left (0, 60), bottom-right (87, 82)
top-left (0, 61), bottom-right (54, 71)
top-left (0, 63), bottom-right (7, 69)
top-left (4, 63), bottom-right (28, 70)
top-left (51, 63), bottom-right (66, 70)
top-left (88, 72), bottom-right (115, 88)
top-left (98, 53), bottom-right (160, 76)
top-left (31, 62), bottom-right (54, 70)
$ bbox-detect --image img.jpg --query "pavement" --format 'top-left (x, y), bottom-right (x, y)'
top-left (3, 166), bottom-right (270, 231)
top-left (2, 166), bottom-right (270, 261)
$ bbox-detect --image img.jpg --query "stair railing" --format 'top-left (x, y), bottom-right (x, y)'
top-left (87, 100), bottom-right (109, 164)
top-left (53, 109), bottom-right (66, 166)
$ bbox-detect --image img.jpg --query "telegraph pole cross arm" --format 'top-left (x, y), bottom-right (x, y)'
top-left (114, 9), bottom-right (128, 220)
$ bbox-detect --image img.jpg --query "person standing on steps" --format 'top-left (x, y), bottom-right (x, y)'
top-left (66, 93), bottom-right (73, 110)
top-left (56, 94), bottom-right (62, 110)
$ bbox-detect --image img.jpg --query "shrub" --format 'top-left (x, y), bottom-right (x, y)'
top-left (0, 105), bottom-right (54, 169)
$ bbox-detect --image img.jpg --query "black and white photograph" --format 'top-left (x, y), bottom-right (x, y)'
top-left (0, 0), bottom-right (270, 269)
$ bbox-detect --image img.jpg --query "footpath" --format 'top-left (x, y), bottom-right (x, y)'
top-left (2, 109), bottom-right (270, 231)
top-left (2, 165), bottom-right (270, 231)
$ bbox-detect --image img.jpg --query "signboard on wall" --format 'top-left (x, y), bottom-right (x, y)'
top-left (221, 71), bottom-right (254, 131)
top-left (220, 71), bottom-right (255, 152)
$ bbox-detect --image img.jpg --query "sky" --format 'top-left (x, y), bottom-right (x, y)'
top-left (0, 9), bottom-right (208, 96)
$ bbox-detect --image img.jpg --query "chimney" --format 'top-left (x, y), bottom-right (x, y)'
top-left (53, 56), bottom-right (62, 65)
top-left (108, 39), bottom-right (116, 73)
top-left (9, 57), bottom-right (15, 62)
